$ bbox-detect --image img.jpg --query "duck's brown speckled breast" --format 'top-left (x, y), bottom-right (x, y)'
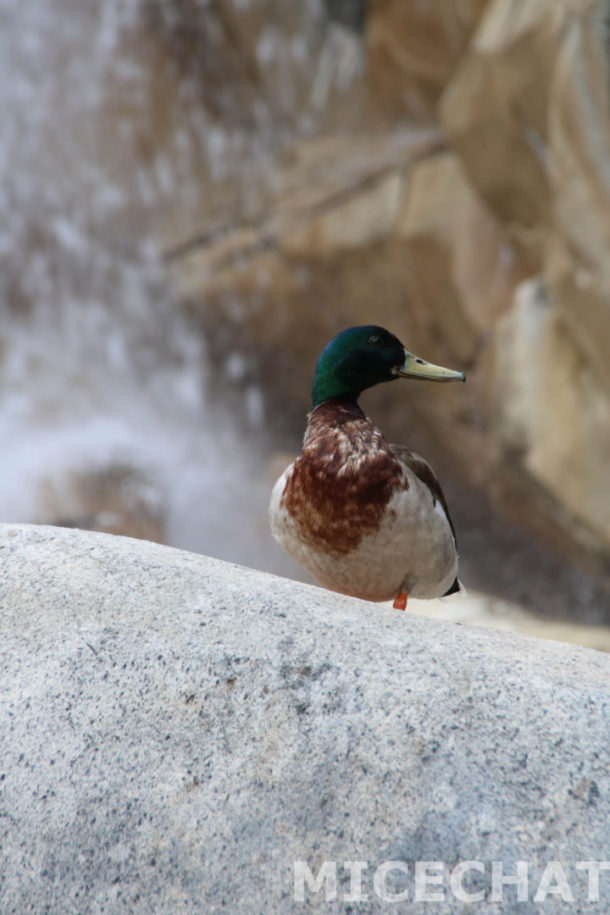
top-left (281, 400), bottom-right (408, 556)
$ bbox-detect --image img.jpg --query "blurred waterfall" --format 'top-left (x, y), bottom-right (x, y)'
top-left (0, 0), bottom-right (285, 570)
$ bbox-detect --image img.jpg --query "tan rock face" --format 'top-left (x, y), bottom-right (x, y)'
top-left (398, 151), bottom-right (524, 363)
top-left (366, 0), bottom-right (490, 123)
top-left (546, 8), bottom-right (610, 394)
top-left (439, 0), bottom-right (565, 272)
top-left (172, 132), bottom-right (436, 415)
top-left (154, 0), bottom-right (610, 608)
top-left (492, 279), bottom-right (610, 552)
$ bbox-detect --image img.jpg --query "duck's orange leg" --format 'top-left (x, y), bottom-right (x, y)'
top-left (393, 592), bottom-right (408, 611)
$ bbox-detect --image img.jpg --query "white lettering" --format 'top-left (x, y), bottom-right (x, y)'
top-left (491, 860), bottom-right (528, 902)
top-left (343, 860), bottom-right (368, 902)
top-left (576, 861), bottom-right (610, 902)
top-left (414, 861), bottom-right (445, 902)
top-left (293, 857), bottom-right (610, 904)
top-left (533, 862), bottom-right (573, 903)
top-left (373, 861), bottom-right (410, 902)
top-left (293, 861), bottom-right (337, 902)
top-left (450, 860), bottom-right (486, 902)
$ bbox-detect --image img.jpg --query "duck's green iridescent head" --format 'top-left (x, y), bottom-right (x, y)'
top-left (311, 325), bottom-right (465, 407)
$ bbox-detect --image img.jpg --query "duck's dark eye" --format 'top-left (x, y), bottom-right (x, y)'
top-left (367, 334), bottom-right (383, 346)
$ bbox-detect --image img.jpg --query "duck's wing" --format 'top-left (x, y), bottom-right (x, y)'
top-left (389, 444), bottom-right (457, 543)
top-left (390, 444), bottom-right (464, 598)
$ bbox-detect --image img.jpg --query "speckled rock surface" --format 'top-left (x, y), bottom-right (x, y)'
top-left (1, 524), bottom-right (610, 913)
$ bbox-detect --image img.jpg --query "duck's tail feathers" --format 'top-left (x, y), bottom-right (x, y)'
top-left (441, 577), bottom-right (467, 599)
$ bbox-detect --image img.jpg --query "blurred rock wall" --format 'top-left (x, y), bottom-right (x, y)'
top-left (137, 0), bottom-right (610, 601)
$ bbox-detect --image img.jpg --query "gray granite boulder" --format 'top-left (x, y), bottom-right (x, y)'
top-left (1, 523), bottom-right (610, 913)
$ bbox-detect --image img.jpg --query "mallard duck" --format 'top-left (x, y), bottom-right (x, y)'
top-left (269, 325), bottom-right (466, 609)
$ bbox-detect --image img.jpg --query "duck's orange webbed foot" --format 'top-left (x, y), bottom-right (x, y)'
top-left (393, 592), bottom-right (408, 611)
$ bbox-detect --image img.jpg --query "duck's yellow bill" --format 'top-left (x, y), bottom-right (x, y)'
top-left (397, 349), bottom-right (466, 383)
